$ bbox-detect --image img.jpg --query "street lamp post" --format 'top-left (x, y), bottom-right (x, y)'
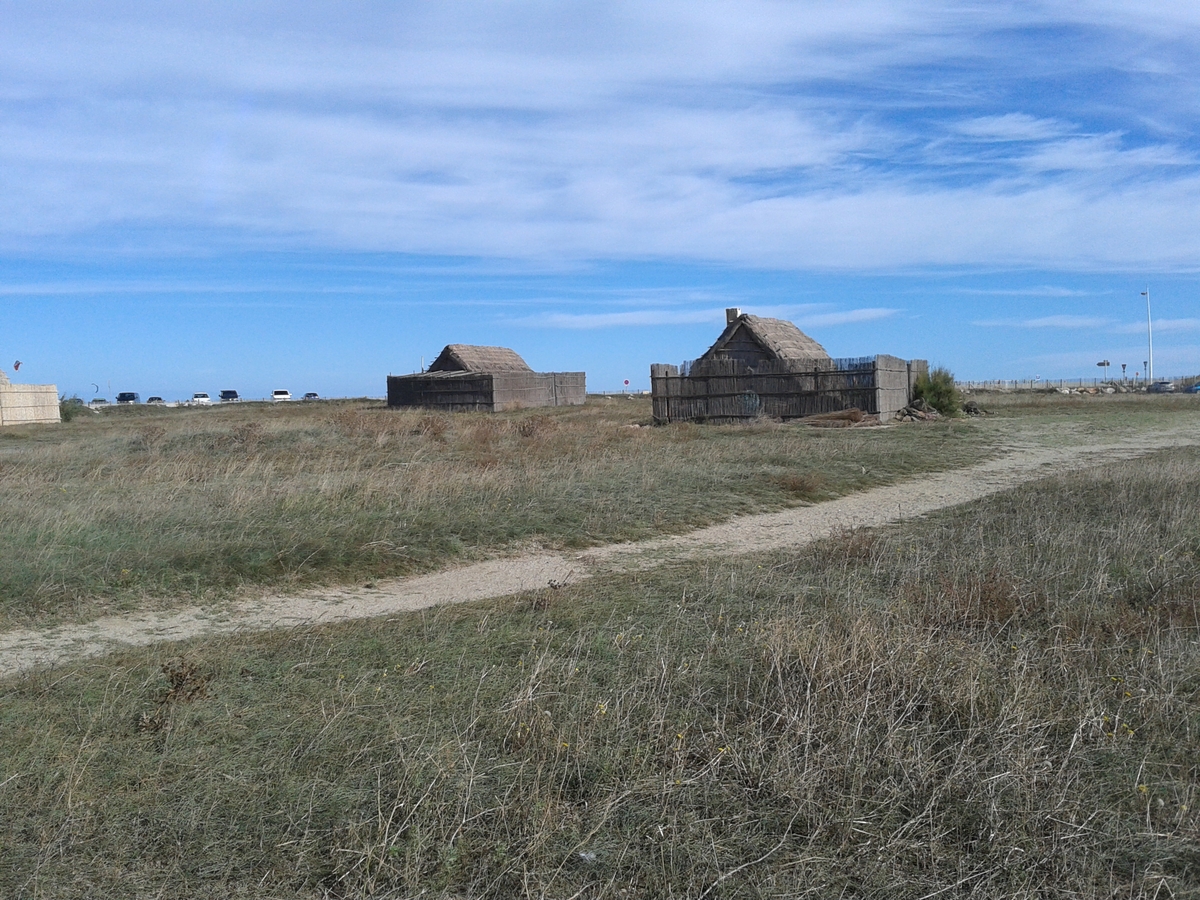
top-left (1141, 288), bottom-right (1154, 382)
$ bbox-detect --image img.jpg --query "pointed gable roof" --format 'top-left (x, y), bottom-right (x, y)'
top-left (701, 313), bottom-right (829, 362)
top-left (427, 344), bottom-right (533, 374)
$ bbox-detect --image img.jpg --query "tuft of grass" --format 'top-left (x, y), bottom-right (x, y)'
top-left (2, 447), bottom-right (1199, 898)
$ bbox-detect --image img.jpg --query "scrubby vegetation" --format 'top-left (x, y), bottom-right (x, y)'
top-left (2, 446), bottom-right (1198, 898)
top-left (913, 365), bottom-right (963, 415)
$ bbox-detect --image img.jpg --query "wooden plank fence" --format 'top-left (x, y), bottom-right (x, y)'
top-left (651, 355), bottom-right (920, 424)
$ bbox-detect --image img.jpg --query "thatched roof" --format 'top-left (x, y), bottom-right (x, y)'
top-left (701, 313), bottom-right (829, 362)
top-left (428, 345), bottom-right (533, 374)
top-left (0, 369), bottom-right (9, 386)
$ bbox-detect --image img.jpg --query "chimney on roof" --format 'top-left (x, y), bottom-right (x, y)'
top-left (726, 307), bottom-right (741, 324)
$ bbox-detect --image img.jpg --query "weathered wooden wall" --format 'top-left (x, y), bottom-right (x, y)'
top-left (492, 372), bottom-right (586, 410)
top-left (650, 357), bottom-right (924, 424)
top-left (388, 372), bottom-right (586, 411)
top-left (0, 384), bottom-right (60, 426)
top-left (388, 373), bottom-right (497, 411)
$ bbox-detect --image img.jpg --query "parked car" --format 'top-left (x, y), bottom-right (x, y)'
top-left (271, 390), bottom-right (292, 402)
top-left (1148, 380), bottom-right (1176, 394)
top-left (116, 392), bottom-right (140, 404)
top-left (219, 389), bottom-right (240, 402)
top-left (90, 398), bottom-right (109, 406)
top-left (302, 392), bottom-right (319, 401)
top-left (146, 396), bottom-right (165, 405)
top-left (1186, 383), bottom-right (1200, 394)
top-left (191, 392), bottom-right (212, 405)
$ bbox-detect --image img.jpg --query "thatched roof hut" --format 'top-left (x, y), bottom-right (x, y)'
top-left (388, 344), bottom-right (585, 412)
top-left (650, 307), bottom-right (925, 424)
top-left (700, 309), bottom-right (830, 367)
top-left (428, 345), bottom-right (533, 373)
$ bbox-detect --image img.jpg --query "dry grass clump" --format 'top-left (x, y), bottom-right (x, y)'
top-left (0, 398), bottom-right (999, 627)
top-left (2, 448), bottom-right (1198, 898)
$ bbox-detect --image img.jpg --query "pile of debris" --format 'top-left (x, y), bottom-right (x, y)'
top-left (801, 407), bottom-right (882, 428)
top-left (894, 398), bottom-right (941, 422)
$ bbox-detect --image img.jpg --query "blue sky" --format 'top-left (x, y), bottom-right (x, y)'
top-left (3, 1), bottom-right (1199, 398)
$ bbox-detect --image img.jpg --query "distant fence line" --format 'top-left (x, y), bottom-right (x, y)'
top-left (960, 376), bottom-right (1194, 391)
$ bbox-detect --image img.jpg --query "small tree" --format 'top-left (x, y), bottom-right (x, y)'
top-left (912, 366), bottom-right (962, 416)
top-left (58, 395), bottom-right (87, 422)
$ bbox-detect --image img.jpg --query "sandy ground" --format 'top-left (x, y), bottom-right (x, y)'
top-left (4, 419), bottom-right (1199, 677)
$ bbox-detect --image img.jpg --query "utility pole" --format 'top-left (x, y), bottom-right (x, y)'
top-left (1141, 288), bottom-right (1154, 382)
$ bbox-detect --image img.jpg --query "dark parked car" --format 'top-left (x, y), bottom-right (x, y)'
top-left (147, 396), bottom-right (165, 405)
top-left (1148, 380), bottom-right (1176, 394)
top-left (219, 390), bottom-right (241, 402)
top-left (302, 392), bottom-right (319, 400)
top-left (116, 392), bottom-right (140, 404)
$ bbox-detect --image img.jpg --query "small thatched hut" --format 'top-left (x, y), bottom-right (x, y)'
top-left (0, 369), bottom-right (60, 426)
top-left (650, 308), bottom-right (925, 424)
top-left (700, 311), bottom-right (830, 367)
top-left (388, 344), bottom-right (586, 412)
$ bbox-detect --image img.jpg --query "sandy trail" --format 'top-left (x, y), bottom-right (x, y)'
top-left (4, 421), bottom-right (1199, 677)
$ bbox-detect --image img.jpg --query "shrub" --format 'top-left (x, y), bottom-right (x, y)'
top-left (913, 366), bottom-right (962, 416)
top-left (58, 395), bottom-right (89, 422)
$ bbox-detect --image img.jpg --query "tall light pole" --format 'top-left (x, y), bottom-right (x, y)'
top-left (1141, 288), bottom-right (1154, 382)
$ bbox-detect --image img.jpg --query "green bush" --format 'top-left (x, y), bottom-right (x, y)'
top-left (58, 395), bottom-right (89, 422)
top-left (913, 366), bottom-right (962, 415)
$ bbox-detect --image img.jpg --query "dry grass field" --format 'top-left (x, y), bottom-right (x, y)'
top-left (1, 393), bottom-right (1198, 898)
top-left (1, 396), bottom-right (1004, 628)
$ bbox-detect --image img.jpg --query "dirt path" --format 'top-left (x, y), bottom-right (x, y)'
top-left (4, 421), bottom-right (1200, 677)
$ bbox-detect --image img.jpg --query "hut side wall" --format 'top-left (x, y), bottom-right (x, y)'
top-left (651, 358), bottom-right (925, 424)
top-left (0, 384), bottom-right (60, 426)
top-left (492, 372), bottom-right (586, 410)
top-left (873, 355), bottom-right (912, 421)
top-left (387, 373), bottom-right (497, 411)
top-left (908, 359), bottom-right (929, 393)
top-left (388, 372), bottom-right (586, 411)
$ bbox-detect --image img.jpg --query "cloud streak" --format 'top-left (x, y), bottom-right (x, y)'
top-left (974, 315), bottom-right (1116, 329)
top-left (1, 3), bottom-right (1200, 271)
top-left (514, 305), bottom-right (898, 330)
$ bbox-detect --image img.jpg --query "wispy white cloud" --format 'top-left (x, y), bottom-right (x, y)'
top-left (974, 315), bottom-right (1115, 329)
top-left (957, 286), bottom-right (1094, 297)
top-left (976, 314), bottom-right (1200, 337)
top-left (514, 308), bottom-right (725, 329)
top-left (795, 308), bottom-right (899, 327)
top-left (955, 114), bottom-right (1066, 142)
top-left (513, 304), bottom-right (897, 329)
top-left (1112, 317), bottom-right (1200, 334)
top-left (1, 2), bottom-right (1200, 270)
